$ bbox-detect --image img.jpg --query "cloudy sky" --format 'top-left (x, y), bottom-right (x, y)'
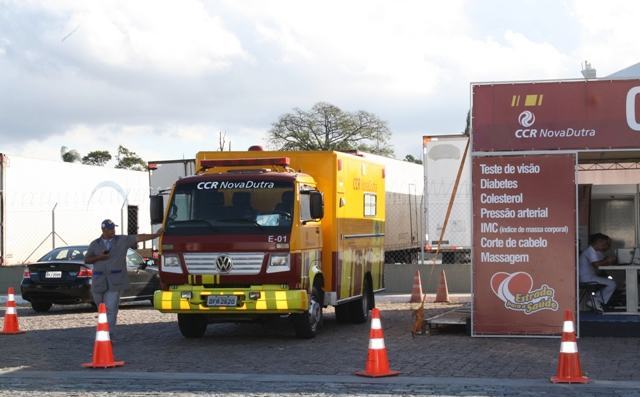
top-left (1, 0), bottom-right (639, 163)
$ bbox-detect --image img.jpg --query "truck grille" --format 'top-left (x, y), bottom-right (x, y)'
top-left (183, 253), bottom-right (265, 275)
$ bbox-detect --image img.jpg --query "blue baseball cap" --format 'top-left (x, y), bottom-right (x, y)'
top-left (101, 219), bottom-right (118, 229)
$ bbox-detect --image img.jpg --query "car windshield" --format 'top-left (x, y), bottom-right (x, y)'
top-left (126, 249), bottom-right (145, 267)
top-left (38, 247), bottom-right (88, 262)
top-left (165, 178), bottom-right (294, 235)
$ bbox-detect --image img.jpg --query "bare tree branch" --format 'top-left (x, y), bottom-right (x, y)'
top-left (268, 102), bottom-right (393, 156)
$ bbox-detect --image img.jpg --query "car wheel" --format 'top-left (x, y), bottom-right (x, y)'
top-left (31, 301), bottom-right (52, 313)
top-left (177, 313), bottom-right (208, 338)
top-left (292, 287), bottom-right (323, 338)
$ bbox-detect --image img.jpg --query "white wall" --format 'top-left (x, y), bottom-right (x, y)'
top-left (3, 155), bottom-right (150, 264)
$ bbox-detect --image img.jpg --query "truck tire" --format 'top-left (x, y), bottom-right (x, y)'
top-left (31, 301), bottom-right (52, 313)
top-left (177, 313), bottom-right (208, 338)
top-left (334, 303), bottom-right (350, 323)
top-left (293, 287), bottom-right (323, 338)
top-left (350, 278), bottom-right (372, 324)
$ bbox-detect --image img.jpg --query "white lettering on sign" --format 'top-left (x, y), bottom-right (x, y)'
top-left (197, 181), bottom-right (219, 190)
top-left (627, 86), bottom-right (640, 131)
top-left (268, 235), bottom-right (288, 243)
top-left (197, 181), bottom-right (276, 190)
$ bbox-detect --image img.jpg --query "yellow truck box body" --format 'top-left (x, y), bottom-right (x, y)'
top-left (193, 150), bottom-right (386, 301)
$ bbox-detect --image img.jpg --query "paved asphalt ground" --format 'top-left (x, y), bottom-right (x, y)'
top-left (1, 294), bottom-right (639, 396)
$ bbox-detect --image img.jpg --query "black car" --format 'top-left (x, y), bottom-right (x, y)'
top-left (20, 245), bottom-right (159, 312)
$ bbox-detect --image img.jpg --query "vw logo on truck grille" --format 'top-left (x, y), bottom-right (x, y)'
top-left (216, 256), bottom-right (233, 273)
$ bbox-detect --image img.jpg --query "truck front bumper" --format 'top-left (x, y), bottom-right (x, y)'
top-left (154, 285), bottom-right (309, 314)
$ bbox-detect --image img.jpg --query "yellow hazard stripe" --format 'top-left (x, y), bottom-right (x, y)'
top-left (189, 274), bottom-right (221, 284)
top-left (153, 287), bottom-right (308, 313)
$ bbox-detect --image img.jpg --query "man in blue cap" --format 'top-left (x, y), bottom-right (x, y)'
top-left (84, 219), bottom-right (163, 332)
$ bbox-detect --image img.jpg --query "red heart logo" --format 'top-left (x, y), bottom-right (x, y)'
top-left (490, 272), bottom-right (509, 300)
top-left (507, 272), bottom-right (533, 296)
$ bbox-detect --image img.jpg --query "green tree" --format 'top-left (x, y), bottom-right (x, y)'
top-left (268, 102), bottom-right (394, 156)
top-left (404, 154), bottom-right (422, 164)
top-left (60, 146), bottom-right (81, 163)
top-left (464, 110), bottom-right (471, 135)
top-left (115, 145), bottom-right (147, 171)
top-left (82, 150), bottom-right (112, 166)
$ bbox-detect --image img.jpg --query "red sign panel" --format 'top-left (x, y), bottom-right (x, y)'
top-left (473, 79), bottom-right (640, 152)
top-left (472, 154), bottom-right (576, 336)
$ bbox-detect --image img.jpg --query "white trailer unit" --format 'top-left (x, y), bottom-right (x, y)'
top-left (359, 152), bottom-right (424, 263)
top-left (148, 159), bottom-right (196, 196)
top-left (423, 135), bottom-right (471, 263)
top-left (0, 154), bottom-right (151, 265)
top-left (148, 159), bottom-right (196, 232)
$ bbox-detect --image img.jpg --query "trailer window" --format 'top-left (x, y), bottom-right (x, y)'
top-left (364, 193), bottom-right (377, 217)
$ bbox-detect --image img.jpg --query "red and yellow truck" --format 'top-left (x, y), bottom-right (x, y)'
top-left (152, 148), bottom-right (385, 338)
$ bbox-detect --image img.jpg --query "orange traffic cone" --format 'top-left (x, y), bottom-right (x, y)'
top-left (434, 270), bottom-right (450, 303)
top-left (355, 308), bottom-right (399, 378)
top-left (409, 270), bottom-right (424, 304)
top-left (2, 287), bottom-right (25, 335)
top-left (550, 310), bottom-right (589, 384)
top-left (82, 303), bottom-right (124, 368)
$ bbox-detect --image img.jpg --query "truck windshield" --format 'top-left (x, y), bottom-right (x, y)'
top-left (165, 179), bottom-right (294, 235)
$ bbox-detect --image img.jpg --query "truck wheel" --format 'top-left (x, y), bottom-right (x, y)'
top-left (31, 301), bottom-right (52, 313)
top-left (350, 278), bottom-right (372, 324)
top-left (334, 303), bottom-right (350, 323)
top-left (293, 287), bottom-right (323, 338)
top-left (177, 313), bottom-right (208, 338)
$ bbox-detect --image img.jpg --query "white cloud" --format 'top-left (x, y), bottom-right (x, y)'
top-left (36, 0), bottom-right (248, 76)
top-left (1, 122), bottom-right (269, 165)
top-left (1, 0), bottom-right (638, 162)
top-left (570, 0), bottom-right (640, 75)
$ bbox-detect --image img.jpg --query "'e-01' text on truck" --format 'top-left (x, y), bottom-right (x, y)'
top-left (151, 148), bottom-right (385, 338)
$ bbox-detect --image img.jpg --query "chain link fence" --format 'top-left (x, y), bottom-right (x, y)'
top-left (423, 177), bottom-right (472, 264)
top-left (2, 192), bottom-right (150, 266)
top-left (384, 191), bottom-right (423, 264)
top-left (382, 186), bottom-right (472, 265)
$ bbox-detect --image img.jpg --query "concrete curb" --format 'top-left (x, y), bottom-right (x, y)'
top-left (376, 293), bottom-right (471, 304)
top-left (0, 294), bottom-right (28, 306)
top-left (1, 369), bottom-right (639, 390)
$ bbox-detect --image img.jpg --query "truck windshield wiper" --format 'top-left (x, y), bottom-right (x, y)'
top-left (216, 218), bottom-right (264, 228)
top-left (167, 219), bottom-right (215, 230)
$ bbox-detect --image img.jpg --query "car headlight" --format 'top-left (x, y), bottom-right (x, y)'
top-left (161, 254), bottom-right (183, 274)
top-left (267, 253), bottom-right (290, 273)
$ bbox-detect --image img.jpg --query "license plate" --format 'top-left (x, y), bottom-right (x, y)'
top-left (207, 295), bottom-right (238, 307)
top-left (45, 271), bottom-right (62, 278)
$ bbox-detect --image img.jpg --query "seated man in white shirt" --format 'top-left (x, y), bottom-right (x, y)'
top-left (579, 233), bottom-right (617, 312)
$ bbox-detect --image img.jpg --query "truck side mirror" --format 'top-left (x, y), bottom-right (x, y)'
top-left (309, 191), bottom-right (324, 219)
top-left (150, 195), bottom-right (164, 224)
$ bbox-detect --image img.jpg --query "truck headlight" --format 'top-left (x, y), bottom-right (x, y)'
top-left (267, 254), bottom-right (290, 273)
top-left (161, 254), bottom-right (183, 274)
